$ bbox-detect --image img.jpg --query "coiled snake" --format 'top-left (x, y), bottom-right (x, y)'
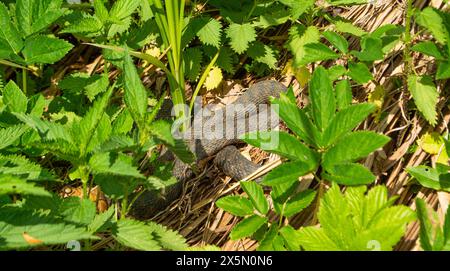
top-left (130, 80), bottom-right (287, 219)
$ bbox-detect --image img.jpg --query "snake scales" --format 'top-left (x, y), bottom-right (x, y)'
top-left (130, 80), bottom-right (287, 219)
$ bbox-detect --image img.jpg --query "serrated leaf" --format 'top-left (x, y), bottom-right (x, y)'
top-left (322, 103), bottom-right (376, 147)
top-left (415, 198), bottom-right (435, 251)
top-left (22, 36), bottom-right (73, 65)
top-left (88, 206), bottom-right (114, 233)
top-left (323, 131), bottom-right (390, 168)
top-left (411, 41), bottom-right (445, 60)
top-left (416, 7), bottom-right (449, 45)
top-left (3, 80), bottom-right (27, 113)
top-left (0, 175), bottom-right (51, 197)
top-left (216, 196), bottom-right (254, 217)
top-left (247, 42), bottom-right (278, 69)
top-left (407, 75), bottom-right (438, 126)
top-left (148, 222), bottom-right (187, 251)
top-left (109, 0), bottom-right (140, 20)
top-left (323, 31), bottom-right (349, 53)
top-left (194, 17), bottom-right (222, 48)
top-left (335, 79), bottom-right (352, 110)
top-left (59, 197), bottom-right (97, 226)
top-left (351, 37), bottom-right (384, 61)
top-left (0, 208), bottom-right (93, 249)
top-left (323, 162), bottom-right (376, 185)
top-left (309, 66), bottom-right (336, 132)
top-left (113, 219), bottom-right (161, 251)
top-left (347, 62), bottom-right (373, 84)
top-left (287, 25), bottom-right (320, 67)
top-left (334, 21), bottom-right (367, 37)
top-left (226, 23), bottom-right (256, 54)
top-left (262, 160), bottom-right (311, 186)
top-left (61, 14), bottom-right (103, 36)
top-left (0, 3), bottom-right (23, 54)
top-left (0, 125), bottom-right (29, 150)
top-left (93, 0), bottom-right (109, 23)
top-left (242, 131), bottom-right (319, 169)
top-left (437, 61), bottom-right (450, 80)
top-left (230, 215), bottom-right (267, 240)
top-left (283, 189), bottom-right (316, 217)
top-left (183, 47), bottom-right (202, 81)
top-left (89, 152), bottom-right (144, 179)
top-left (270, 91), bottom-right (319, 146)
top-left (240, 181), bottom-right (268, 215)
top-left (407, 166), bottom-right (450, 192)
top-left (123, 49), bottom-right (148, 127)
top-left (16, 0), bottom-right (64, 37)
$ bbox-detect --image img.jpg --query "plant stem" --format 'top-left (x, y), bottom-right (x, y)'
top-left (403, 0), bottom-right (415, 76)
top-left (22, 68), bottom-right (27, 95)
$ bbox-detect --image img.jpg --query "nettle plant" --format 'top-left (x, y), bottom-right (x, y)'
top-left (216, 67), bottom-right (403, 250)
top-left (416, 198), bottom-right (450, 251)
top-left (405, 5), bottom-right (450, 126)
top-left (0, 51), bottom-right (190, 250)
top-left (0, 0), bottom-right (73, 93)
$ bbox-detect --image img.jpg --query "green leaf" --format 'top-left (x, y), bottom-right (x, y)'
top-left (407, 166), bottom-right (450, 192)
top-left (0, 208), bottom-right (93, 249)
top-left (59, 197), bottom-right (97, 226)
top-left (73, 86), bottom-right (112, 155)
top-left (0, 3), bottom-right (23, 54)
top-left (279, 225), bottom-right (302, 250)
top-left (322, 103), bottom-right (376, 147)
top-left (113, 219), bottom-right (160, 251)
top-left (297, 227), bottom-right (339, 250)
top-left (240, 181), bottom-right (269, 215)
top-left (194, 17), bottom-right (222, 48)
top-left (242, 131), bottom-right (319, 168)
top-left (230, 215), bottom-right (267, 240)
top-left (323, 131), bottom-right (390, 168)
top-left (323, 162), bottom-right (376, 185)
top-left (334, 21), bottom-right (367, 37)
top-left (407, 75), bottom-right (439, 126)
top-left (0, 154), bottom-right (54, 181)
top-left (148, 222), bottom-right (187, 251)
top-left (22, 36), bottom-right (73, 64)
top-left (149, 120), bottom-right (175, 146)
top-left (88, 206), bottom-right (114, 233)
top-left (415, 198), bottom-right (434, 251)
top-left (335, 79), bottom-right (352, 110)
top-left (283, 189), bottom-right (316, 217)
top-left (416, 7), bottom-right (449, 45)
top-left (278, 0), bottom-right (314, 19)
top-left (326, 0), bottom-right (368, 5)
top-left (351, 37), bottom-right (384, 61)
top-left (411, 41), bottom-right (445, 60)
top-left (226, 23), bottom-right (256, 54)
top-left (257, 224), bottom-right (279, 251)
top-left (323, 31), bottom-right (348, 53)
top-left (262, 160), bottom-right (311, 186)
top-left (16, 0), bottom-right (64, 37)
top-left (61, 14), bottom-right (103, 36)
top-left (0, 175), bottom-right (51, 197)
top-left (216, 196), bottom-right (254, 217)
top-left (437, 61), bottom-right (450, 80)
top-left (183, 47), bottom-right (202, 81)
top-left (270, 90), bottom-right (319, 146)
top-left (309, 66), bottom-right (336, 132)
top-left (247, 42), bottom-right (278, 69)
top-left (109, 0), bottom-right (141, 20)
top-left (3, 81), bottom-right (27, 113)
top-left (0, 125), bottom-right (29, 150)
top-left (93, 0), bottom-right (109, 23)
top-left (89, 152), bottom-right (144, 178)
top-left (328, 65), bottom-right (347, 81)
top-left (299, 43), bottom-right (339, 65)
top-left (123, 48), bottom-right (148, 127)
top-left (286, 25), bottom-right (320, 67)
top-left (347, 62), bottom-right (373, 84)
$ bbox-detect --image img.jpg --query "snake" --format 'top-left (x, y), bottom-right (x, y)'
top-left (129, 80), bottom-right (287, 219)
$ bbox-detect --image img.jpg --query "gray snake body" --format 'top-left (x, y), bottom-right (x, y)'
top-left (130, 80), bottom-right (287, 219)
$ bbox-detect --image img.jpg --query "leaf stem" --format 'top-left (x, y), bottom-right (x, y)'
top-left (22, 68), bottom-right (27, 95)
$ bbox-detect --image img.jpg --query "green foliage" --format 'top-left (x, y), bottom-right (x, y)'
top-left (243, 68), bottom-right (390, 186)
top-left (416, 198), bottom-right (450, 251)
top-left (297, 185), bottom-right (416, 251)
